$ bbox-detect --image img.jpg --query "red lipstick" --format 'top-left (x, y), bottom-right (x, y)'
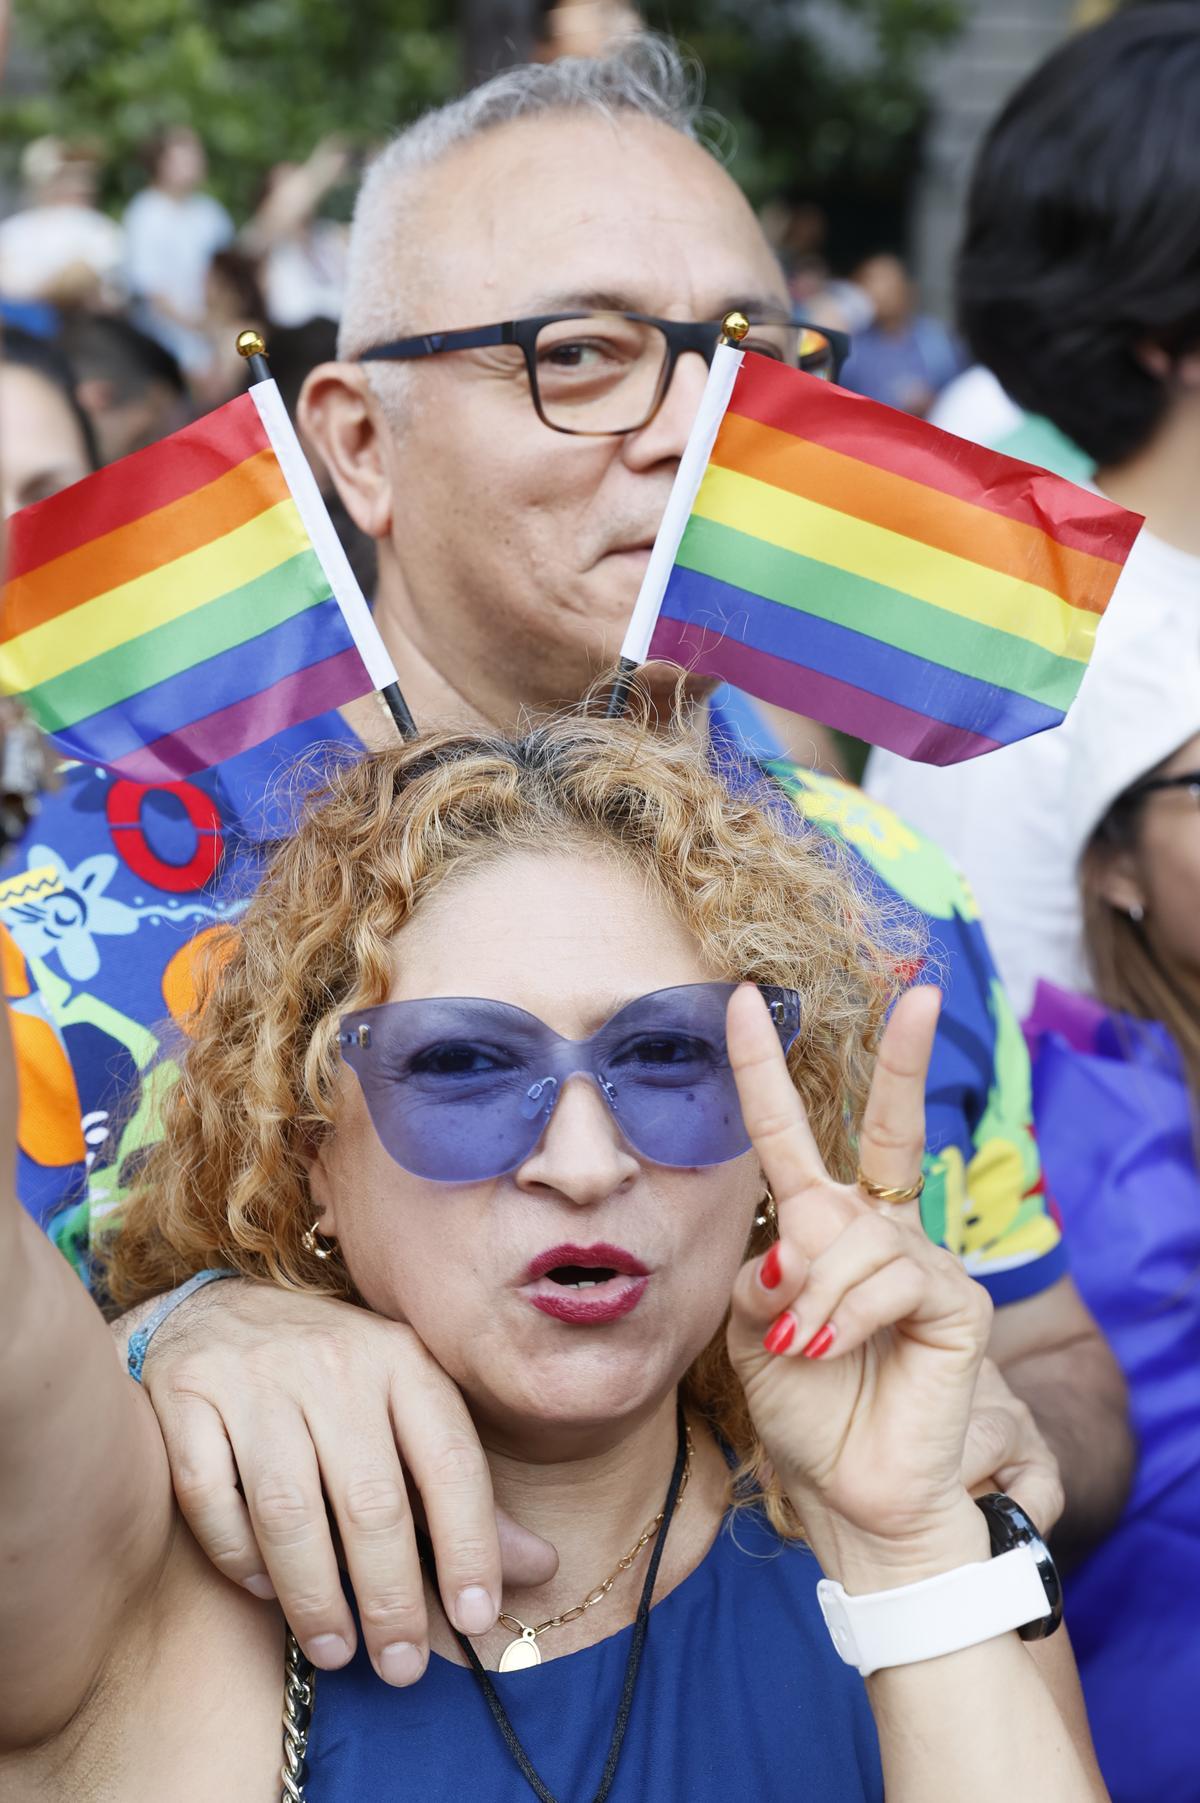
top-left (522, 1242), bottom-right (650, 1326)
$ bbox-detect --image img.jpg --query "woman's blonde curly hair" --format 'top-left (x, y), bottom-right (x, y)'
top-left (104, 710), bottom-right (920, 1535)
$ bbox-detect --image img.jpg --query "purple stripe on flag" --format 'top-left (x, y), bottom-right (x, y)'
top-left (649, 618), bottom-right (1002, 764)
top-left (654, 564), bottom-right (1063, 742)
top-left (111, 646), bottom-right (373, 782)
top-left (59, 591), bottom-right (350, 766)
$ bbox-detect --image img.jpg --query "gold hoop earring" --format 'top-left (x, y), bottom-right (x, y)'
top-left (302, 1223), bottom-right (335, 1261)
top-left (754, 1187), bottom-right (777, 1231)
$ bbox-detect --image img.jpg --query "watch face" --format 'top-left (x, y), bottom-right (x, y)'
top-left (975, 1492), bottom-right (1063, 1641)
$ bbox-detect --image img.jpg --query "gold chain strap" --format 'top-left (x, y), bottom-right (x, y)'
top-left (281, 1631), bottom-right (315, 1803)
top-left (497, 1424), bottom-right (692, 1641)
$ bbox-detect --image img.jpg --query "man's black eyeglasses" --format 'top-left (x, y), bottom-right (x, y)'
top-left (358, 311), bottom-right (851, 437)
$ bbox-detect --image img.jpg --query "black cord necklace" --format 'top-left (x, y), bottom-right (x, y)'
top-left (431, 1402), bottom-right (690, 1803)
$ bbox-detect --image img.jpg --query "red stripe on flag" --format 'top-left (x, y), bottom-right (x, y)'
top-left (4, 392), bottom-right (271, 583)
top-left (725, 355), bottom-right (1143, 566)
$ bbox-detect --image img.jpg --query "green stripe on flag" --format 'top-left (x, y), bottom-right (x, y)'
top-left (676, 514), bottom-right (1087, 712)
top-left (21, 548), bottom-right (329, 731)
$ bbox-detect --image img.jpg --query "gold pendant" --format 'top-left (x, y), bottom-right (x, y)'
top-left (498, 1626), bottom-right (541, 1672)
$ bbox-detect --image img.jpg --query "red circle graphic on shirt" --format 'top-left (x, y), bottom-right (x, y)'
top-left (106, 779), bottom-right (225, 892)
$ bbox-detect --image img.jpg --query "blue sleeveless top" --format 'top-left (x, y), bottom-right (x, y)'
top-left (306, 1510), bottom-right (883, 1801)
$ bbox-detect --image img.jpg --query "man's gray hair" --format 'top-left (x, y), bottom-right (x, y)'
top-left (339, 36), bottom-right (710, 365)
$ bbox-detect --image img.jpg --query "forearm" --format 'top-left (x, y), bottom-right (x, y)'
top-left (997, 1334), bottom-right (1134, 1564)
top-left (868, 1633), bottom-right (1105, 1803)
top-left (810, 1507), bottom-right (1105, 1803)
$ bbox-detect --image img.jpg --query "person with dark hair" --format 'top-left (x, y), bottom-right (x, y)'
top-left (840, 253), bottom-right (962, 418)
top-left (867, 3), bottom-right (1200, 1013)
top-left (123, 126), bottom-right (233, 378)
top-left (0, 324), bottom-right (98, 516)
top-left (57, 310), bottom-right (189, 463)
top-left (1024, 618), bottom-right (1200, 1802)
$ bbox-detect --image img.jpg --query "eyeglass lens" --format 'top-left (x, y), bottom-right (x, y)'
top-left (339, 981), bottom-right (801, 1182)
top-left (533, 314), bottom-right (839, 433)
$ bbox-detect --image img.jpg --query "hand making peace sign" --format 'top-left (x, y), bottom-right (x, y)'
top-left (725, 984), bottom-right (996, 1578)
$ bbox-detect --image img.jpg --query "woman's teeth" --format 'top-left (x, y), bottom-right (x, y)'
top-left (549, 1266), bottom-right (617, 1288)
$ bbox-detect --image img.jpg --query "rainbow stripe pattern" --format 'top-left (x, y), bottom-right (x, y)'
top-left (0, 383), bottom-right (396, 781)
top-left (641, 351), bottom-right (1143, 763)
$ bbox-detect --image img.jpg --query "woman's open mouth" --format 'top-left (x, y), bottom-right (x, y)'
top-left (521, 1243), bottom-right (650, 1325)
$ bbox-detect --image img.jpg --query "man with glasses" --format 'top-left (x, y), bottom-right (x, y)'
top-left (4, 37), bottom-right (1131, 1692)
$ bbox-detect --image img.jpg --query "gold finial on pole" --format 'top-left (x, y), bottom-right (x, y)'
top-left (236, 329), bottom-right (271, 385)
top-left (719, 310), bottom-right (750, 345)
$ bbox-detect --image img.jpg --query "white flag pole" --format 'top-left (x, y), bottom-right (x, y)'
top-left (237, 331), bottom-right (418, 740)
top-left (606, 317), bottom-right (748, 719)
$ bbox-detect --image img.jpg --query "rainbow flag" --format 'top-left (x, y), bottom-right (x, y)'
top-left (620, 347), bottom-right (1143, 763)
top-left (0, 382), bottom-right (397, 781)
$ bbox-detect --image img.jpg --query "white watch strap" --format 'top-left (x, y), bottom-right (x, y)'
top-left (817, 1545), bottom-right (1052, 1677)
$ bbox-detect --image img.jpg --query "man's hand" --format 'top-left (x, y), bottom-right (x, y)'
top-left (118, 1281), bottom-right (557, 1686)
top-left (961, 1356), bottom-right (1064, 1535)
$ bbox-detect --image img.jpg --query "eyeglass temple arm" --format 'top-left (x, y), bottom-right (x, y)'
top-left (359, 325), bottom-right (510, 362)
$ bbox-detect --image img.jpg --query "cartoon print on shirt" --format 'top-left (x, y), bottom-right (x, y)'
top-left (1, 842), bottom-right (241, 987)
top-left (3, 847), bottom-right (139, 981)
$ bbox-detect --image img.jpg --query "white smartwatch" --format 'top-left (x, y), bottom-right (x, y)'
top-left (817, 1493), bottom-right (1063, 1678)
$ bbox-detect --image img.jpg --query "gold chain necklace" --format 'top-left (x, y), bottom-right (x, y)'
top-left (494, 1422), bottom-right (694, 1673)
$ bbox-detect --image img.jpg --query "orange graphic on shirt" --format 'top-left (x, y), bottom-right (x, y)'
top-left (0, 924), bottom-right (86, 1168)
top-left (161, 925), bottom-right (237, 1034)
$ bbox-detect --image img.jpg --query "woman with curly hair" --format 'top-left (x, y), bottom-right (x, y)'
top-left (1, 718), bottom-right (1103, 1800)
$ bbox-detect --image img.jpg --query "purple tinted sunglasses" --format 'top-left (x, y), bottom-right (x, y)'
top-left (338, 981), bottom-right (801, 1183)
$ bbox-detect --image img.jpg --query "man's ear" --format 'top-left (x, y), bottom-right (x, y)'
top-left (299, 361), bottom-right (394, 542)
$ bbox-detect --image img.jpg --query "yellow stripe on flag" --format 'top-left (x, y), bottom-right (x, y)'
top-left (692, 465), bottom-right (1101, 665)
top-left (2, 498), bottom-right (311, 691)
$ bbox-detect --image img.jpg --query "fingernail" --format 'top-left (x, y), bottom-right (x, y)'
top-left (759, 1244), bottom-right (782, 1290)
top-left (306, 1633), bottom-right (352, 1668)
top-left (378, 1640), bottom-right (425, 1686)
top-left (763, 1312), bottom-right (796, 1355)
top-left (801, 1322), bottom-right (836, 1360)
top-left (454, 1585), bottom-right (496, 1635)
top-left (243, 1572), bottom-right (276, 1600)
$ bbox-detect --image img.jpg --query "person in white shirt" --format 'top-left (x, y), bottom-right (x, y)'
top-left (865, 4), bottom-right (1200, 1015)
top-left (122, 126), bottom-right (233, 377)
top-left (0, 137), bottom-right (123, 308)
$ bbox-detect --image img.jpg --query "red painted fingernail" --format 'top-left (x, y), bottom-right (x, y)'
top-left (763, 1312), bottom-right (796, 1355)
top-left (801, 1322), bottom-right (836, 1360)
top-left (759, 1244), bottom-right (782, 1290)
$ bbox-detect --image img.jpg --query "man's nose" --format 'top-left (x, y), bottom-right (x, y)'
top-left (514, 1072), bottom-right (639, 1206)
top-left (620, 349), bottom-right (711, 471)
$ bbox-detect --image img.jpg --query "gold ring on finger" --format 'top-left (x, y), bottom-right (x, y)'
top-left (856, 1169), bottom-right (925, 1205)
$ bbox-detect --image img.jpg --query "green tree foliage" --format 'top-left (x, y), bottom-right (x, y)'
top-left (6, 0), bottom-right (961, 225)
top-left (5, 0), bottom-right (460, 216)
top-left (648, 0), bottom-right (964, 206)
